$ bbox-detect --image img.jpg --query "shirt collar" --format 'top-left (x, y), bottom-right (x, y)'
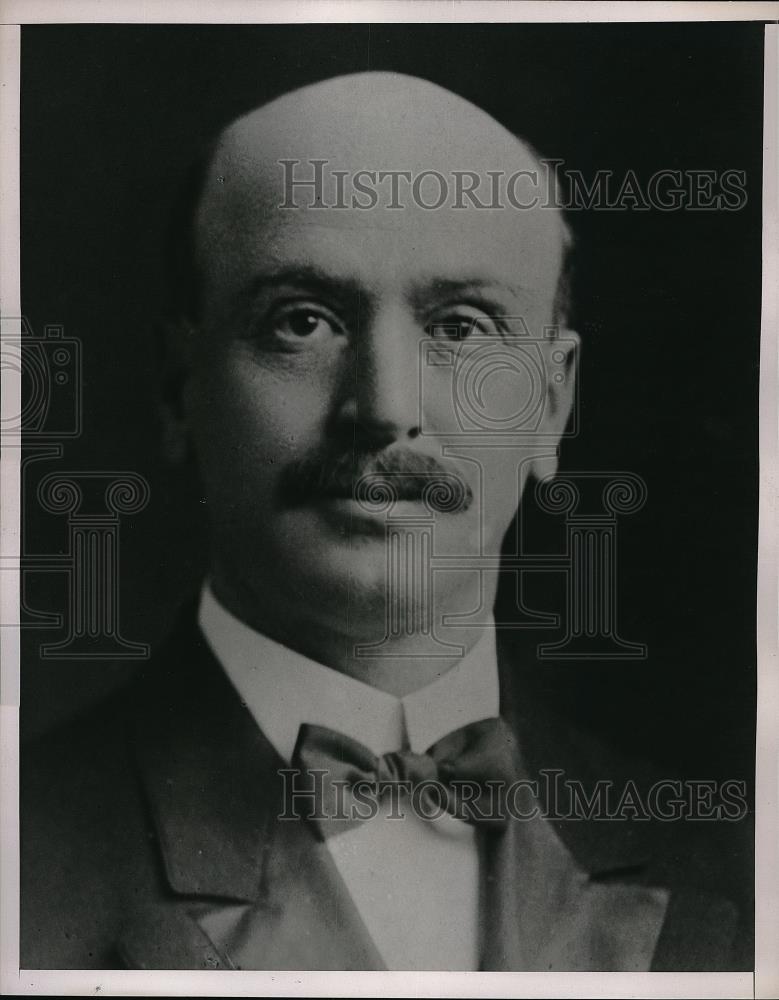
top-left (198, 583), bottom-right (500, 763)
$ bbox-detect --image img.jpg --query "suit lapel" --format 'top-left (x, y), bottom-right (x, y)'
top-left (481, 813), bottom-right (672, 971)
top-left (479, 723), bottom-right (670, 971)
top-left (199, 817), bottom-right (385, 970)
top-left (117, 899), bottom-right (232, 970)
top-left (490, 636), bottom-right (743, 972)
top-left (123, 612), bottom-right (383, 970)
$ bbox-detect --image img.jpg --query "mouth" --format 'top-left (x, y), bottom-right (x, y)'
top-left (322, 472), bottom-right (472, 514)
top-left (313, 494), bottom-right (435, 536)
top-left (280, 451), bottom-right (474, 519)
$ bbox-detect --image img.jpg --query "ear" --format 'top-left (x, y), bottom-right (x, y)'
top-left (529, 329), bottom-right (580, 483)
top-left (157, 317), bottom-right (197, 465)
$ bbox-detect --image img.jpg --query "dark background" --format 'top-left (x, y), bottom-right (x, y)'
top-left (20, 22), bottom-right (763, 784)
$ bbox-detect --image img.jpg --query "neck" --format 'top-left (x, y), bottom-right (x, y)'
top-left (209, 567), bottom-right (499, 697)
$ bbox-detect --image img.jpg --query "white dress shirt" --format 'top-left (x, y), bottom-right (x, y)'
top-left (198, 584), bottom-right (500, 971)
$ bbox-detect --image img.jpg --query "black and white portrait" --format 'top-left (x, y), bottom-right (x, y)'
top-left (5, 9), bottom-right (774, 990)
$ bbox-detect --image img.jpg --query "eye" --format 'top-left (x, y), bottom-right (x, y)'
top-left (263, 303), bottom-right (345, 346)
top-left (427, 308), bottom-right (502, 341)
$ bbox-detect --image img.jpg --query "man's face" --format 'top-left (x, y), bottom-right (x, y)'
top-left (177, 75), bottom-right (575, 635)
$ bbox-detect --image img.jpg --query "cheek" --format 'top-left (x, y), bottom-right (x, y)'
top-left (187, 349), bottom-right (334, 465)
top-left (474, 449), bottom-right (535, 527)
top-left (424, 339), bottom-right (552, 436)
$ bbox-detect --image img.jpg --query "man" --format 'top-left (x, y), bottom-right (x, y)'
top-left (21, 71), bottom-right (752, 971)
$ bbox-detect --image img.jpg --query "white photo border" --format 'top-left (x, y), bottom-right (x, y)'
top-left (1, 4), bottom-right (776, 998)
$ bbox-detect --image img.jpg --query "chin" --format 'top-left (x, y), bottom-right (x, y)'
top-left (303, 545), bottom-right (390, 606)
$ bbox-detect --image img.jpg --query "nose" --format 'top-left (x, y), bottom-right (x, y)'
top-left (338, 304), bottom-right (422, 445)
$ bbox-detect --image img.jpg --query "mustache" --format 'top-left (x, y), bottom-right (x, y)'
top-left (280, 448), bottom-right (473, 514)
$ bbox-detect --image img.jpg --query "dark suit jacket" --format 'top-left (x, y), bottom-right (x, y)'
top-left (21, 606), bottom-right (753, 971)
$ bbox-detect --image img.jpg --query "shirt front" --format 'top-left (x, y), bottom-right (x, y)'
top-left (198, 584), bottom-right (500, 970)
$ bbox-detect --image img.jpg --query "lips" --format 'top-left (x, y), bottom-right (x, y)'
top-left (352, 471), bottom-right (470, 513)
top-left (280, 448), bottom-right (473, 513)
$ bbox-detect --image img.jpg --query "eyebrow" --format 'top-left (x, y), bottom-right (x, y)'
top-left (418, 276), bottom-right (527, 304)
top-left (241, 265), bottom-right (528, 311)
top-left (243, 265), bottom-right (363, 303)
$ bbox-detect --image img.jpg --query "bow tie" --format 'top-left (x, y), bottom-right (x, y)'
top-left (289, 716), bottom-right (521, 836)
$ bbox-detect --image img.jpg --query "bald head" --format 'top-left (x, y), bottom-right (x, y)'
top-left (209, 71), bottom-right (549, 196)
top-left (166, 72), bottom-right (572, 326)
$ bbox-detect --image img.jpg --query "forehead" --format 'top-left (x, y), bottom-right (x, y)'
top-left (195, 74), bottom-right (566, 311)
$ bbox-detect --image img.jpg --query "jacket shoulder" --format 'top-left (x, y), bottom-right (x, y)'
top-left (19, 631), bottom-right (191, 971)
